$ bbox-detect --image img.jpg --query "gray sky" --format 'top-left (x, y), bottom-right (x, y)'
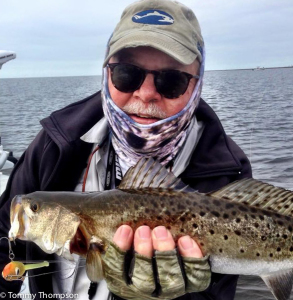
top-left (1, 0), bottom-right (293, 78)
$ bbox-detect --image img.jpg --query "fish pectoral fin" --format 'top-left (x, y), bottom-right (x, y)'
top-left (260, 269), bottom-right (293, 300)
top-left (86, 242), bottom-right (104, 283)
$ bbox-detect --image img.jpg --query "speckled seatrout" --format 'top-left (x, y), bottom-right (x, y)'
top-left (8, 158), bottom-right (293, 300)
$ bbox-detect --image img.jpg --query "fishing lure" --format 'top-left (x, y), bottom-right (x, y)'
top-left (2, 261), bottom-right (49, 281)
top-left (1, 236), bottom-right (50, 281)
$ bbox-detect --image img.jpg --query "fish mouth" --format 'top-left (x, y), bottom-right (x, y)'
top-left (9, 195), bottom-right (28, 241)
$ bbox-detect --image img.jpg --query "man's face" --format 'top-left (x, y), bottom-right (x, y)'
top-left (108, 47), bottom-right (200, 125)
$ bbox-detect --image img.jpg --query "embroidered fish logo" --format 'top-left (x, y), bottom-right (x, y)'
top-left (132, 10), bottom-right (174, 25)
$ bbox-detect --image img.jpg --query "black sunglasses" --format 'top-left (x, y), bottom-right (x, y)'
top-left (107, 63), bottom-right (199, 99)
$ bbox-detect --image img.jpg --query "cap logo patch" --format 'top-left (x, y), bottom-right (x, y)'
top-left (132, 10), bottom-right (174, 25)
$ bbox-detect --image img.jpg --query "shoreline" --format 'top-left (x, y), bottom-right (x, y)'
top-left (207, 66), bottom-right (293, 72)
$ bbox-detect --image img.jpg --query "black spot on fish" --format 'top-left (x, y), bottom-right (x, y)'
top-left (210, 230), bottom-right (215, 235)
top-left (236, 218), bottom-right (241, 223)
top-left (232, 211), bottom-right (237, 216)
top-left (226, 203), bottom-right (234, 209)
top-left (177, 204), bottom-right (185, 210)
top-left (223, 213), bottom-right (229, 219)
top-left (224, 235), bottom-right (228, 240)
top-left (240, 249), bottom-right (244, 253)
top-left (166, 226), bottom-right (171, 230)
top-left (277, 247), bottom-right (281, 252)
top-left (235, 230), bottom-right (241, 236)
top-left (290, 247), bottom-right (293, 252)
top-left (180, 228), bottom-right (185, 233)
top-left (212, 211), bottom-right (220, 217)
top-left (256, 253), bottom-right (260, 257)
top-left (193, 223), bottom-right (198, 229)
top-left (165, 210), bottom-right (171, 216)
top-left (219, 249), bottom-right (223, 253)
top-left (239, 206), bottom-right (248, 212)
top-left (213, 200), bottom-right (221, 206)
top-left (283, 234), bottom-right (288, 239)
top-left (277, 220), bottom-right (284, 226)
top-left (261, 236), bottom-right (267, 241)
top-left (152, 201), bottom-right (158, 208)
top-left (259, 215), bottom-right (265, 221)
top-left (200, 242), bottom-right (204, 246)
top-left (157, 216), bottom-right (162, 221)
top-left (200, 211), bottom-right (206, 217)
top-left (250, 207), bottom-right (258, 213)
top-left (288, 226), bottom-right (293, 232)
top-left (192, 214), bottom-right (196, 218)
top-left (180, 217), bottom-right (186, 222)
top-left (251, 214), bottom-right (256, 219)
top-left (125, 132), bottom-right (147, 149)
top-left (270, 253), bottom-right (273, 257)
top-left (254, 223), bottom-right (259, 228)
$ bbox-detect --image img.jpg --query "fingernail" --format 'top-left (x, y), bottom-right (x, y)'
top-left (180, 236), bottom-right (195, 250)
top-left (118, 225), bottom-right (132, 239)
top-left (138, 226), bottom-right (151, 239)
top-left (153, 226), bottom-right (168, 239)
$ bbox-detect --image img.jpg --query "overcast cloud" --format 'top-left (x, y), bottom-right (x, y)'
top-left (1, 0), bottom-right (293, 78)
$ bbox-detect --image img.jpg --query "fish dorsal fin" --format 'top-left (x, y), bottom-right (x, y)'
top-left (118, 158), bottom-right (194, 192)
top-left (261, 269), bottom-right (293, 300)
top-left (210, 178), bottom-right (293, 217)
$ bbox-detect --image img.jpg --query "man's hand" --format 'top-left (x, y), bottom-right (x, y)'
top-left (102, 225), bottom-right (211, 300)
top-left (113, 224), bottom-right (203, 260)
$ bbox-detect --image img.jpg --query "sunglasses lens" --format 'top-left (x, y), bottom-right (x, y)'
top-left (156, 71), bottom-right (190, 99)
top-left (111, 64), bottom-right (144, 93)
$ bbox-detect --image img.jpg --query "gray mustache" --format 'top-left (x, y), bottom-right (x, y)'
top-left (122, 102), bottom-right (168, 119)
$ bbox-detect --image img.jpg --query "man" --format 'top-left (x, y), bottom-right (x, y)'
top-left (0, 0), bottom-right (252, 299)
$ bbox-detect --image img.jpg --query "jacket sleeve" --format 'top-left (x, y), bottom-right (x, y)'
top-left (0, 129), bottom-right (51, 293)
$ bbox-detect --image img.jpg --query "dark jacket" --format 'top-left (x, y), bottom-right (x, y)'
top-left (0, 91), bottom-right (252, 299)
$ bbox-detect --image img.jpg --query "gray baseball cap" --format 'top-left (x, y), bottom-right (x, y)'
top-left (103, 0), bottom-right (204, 67)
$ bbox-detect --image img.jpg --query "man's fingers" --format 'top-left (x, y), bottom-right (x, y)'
top-left (152, 226), bottom-right (175, 251)
top-left (178, 236), bottom-right (203, 258)
top-left (134, 226), bottom-right (153, 257)
top-left (113, 225), bottom-right (134, 251)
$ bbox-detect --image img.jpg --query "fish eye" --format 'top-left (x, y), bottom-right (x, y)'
top-left (30, 202), bottom-right (39, 212)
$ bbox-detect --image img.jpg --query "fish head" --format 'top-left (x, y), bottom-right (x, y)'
top-left (9, 194), bottom-right (81, 260)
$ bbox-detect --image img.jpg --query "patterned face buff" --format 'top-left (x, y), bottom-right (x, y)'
top-left (102, 46), bottom-right (205, 167)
